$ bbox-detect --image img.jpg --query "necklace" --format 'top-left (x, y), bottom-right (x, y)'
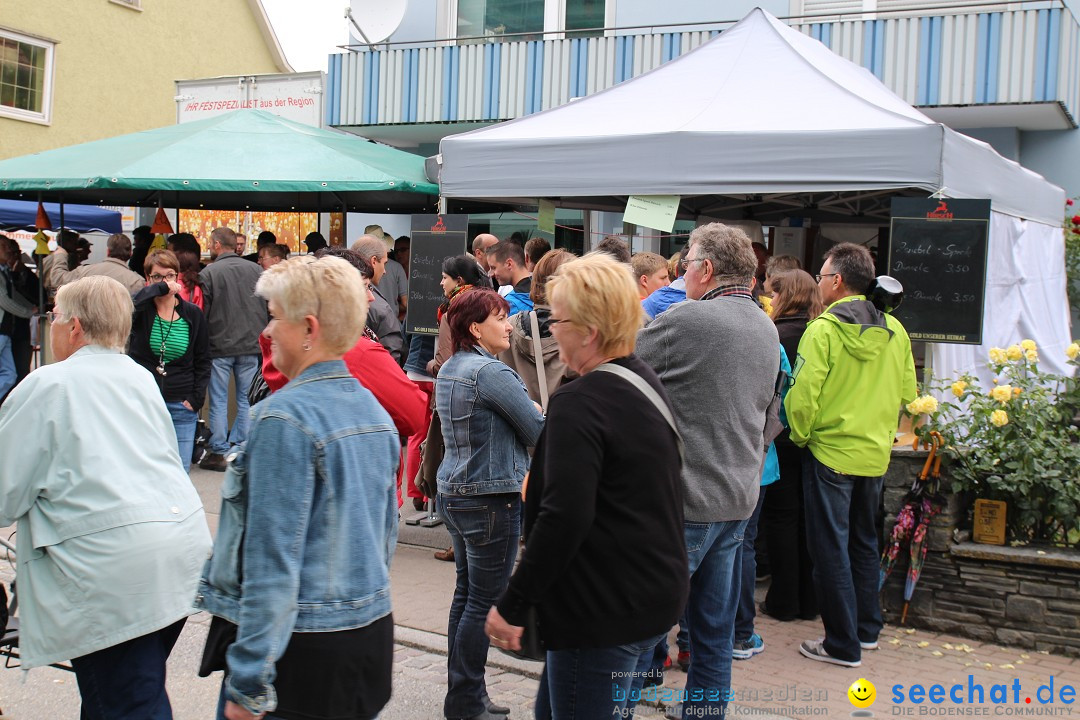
top-left (154, 304), bottom-right (178, 376)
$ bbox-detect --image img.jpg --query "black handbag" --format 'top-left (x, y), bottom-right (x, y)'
top-left (499, 605), bottom-right (545, 662)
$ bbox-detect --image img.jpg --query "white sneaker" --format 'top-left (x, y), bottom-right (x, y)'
top-left (860, 639), bottom-right (879, 651)
top-left (799, 638), bottom-right (861, 667)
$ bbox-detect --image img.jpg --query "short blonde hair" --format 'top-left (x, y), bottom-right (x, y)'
top-left (255, 255), bottom-right (368, 355)
top-left (546, 252), bottom-right (643, 358)
top-left (631, 251), bottom-right (668, 281)
top-left (54, 276), bottom-right (134, 351)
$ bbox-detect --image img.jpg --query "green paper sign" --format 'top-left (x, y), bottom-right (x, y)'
top-left (623, 195), bottom-right (680, 232)
top-left (538, 199), bottom-right (555, 234)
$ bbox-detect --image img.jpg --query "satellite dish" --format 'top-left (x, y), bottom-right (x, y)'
top-left (346, 0), bottom-right (407, 45)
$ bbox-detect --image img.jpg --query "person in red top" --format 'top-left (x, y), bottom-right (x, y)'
top-left (257, 257), bottom-right (428, 511)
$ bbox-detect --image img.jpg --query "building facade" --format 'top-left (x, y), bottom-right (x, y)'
top-left (328, 0), bottom-right (1080, 200)
top-left (0, 0), bottom-right (292, 160)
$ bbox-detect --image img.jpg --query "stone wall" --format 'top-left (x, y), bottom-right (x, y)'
top-left (880, 447), bottom-right (1080, 656)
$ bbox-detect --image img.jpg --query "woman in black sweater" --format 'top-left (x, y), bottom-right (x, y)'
top-left (760, 269), bottom-right (823, 621)
top-left (485, 254), bottom-right (688, 720)
top-left (128, 249), bottom-right (210, 470)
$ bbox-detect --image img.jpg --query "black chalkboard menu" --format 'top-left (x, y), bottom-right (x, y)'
top-left (887, 198), bottom-right (990, 345)
top-left (405, 214), bottom-right (469, 335)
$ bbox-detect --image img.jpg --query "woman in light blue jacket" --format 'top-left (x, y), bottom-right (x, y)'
top-left (0, 275), bottom-right (211, 720)
top-left (436, 287), bottom-right (545, 720)
top-left (196, 256), bottom-right (400, 720)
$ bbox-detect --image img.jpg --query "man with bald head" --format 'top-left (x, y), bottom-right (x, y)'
top-left (471, 234), bottom-right (499, 273)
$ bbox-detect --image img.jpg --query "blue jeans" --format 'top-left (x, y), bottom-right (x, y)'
top-left (438, 492), bottom-right (520, 719)
top-left (681, 519), bottom-right (747, 719)
top-left (208, 355), bottom-right (259, 454)
top-left (165, 401), bottom-right (198, 470)
top-left (0, 334), bottom-right (15, 400)
top-left (734, 488), bottom-right (767, 642)
top-left (535, 633), bottom-right (663, 720)
top-left (71, 619), bottom-right (185, 720)
top-left (802, 454), bottom-right (883, 663)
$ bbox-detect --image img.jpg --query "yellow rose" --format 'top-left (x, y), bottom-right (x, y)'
top-left (1006, 345), bottom-right (1023, 361)
top-left (1067, 342), bottom-right (1080, 361)
top-left (988, 347), bottom-right (1008, 364)
top-left (1021, 339), bottom-right (1037, 352)
top-left (1025, 348), bottom-right (1039, 364)
top-left (990, 385), bottom-right (1012, 404)
top-left (906, 395), bottom-right (938, 415)
top-left (951, 380), bottom-right (968, 398)
top-left (1013, 387), bottom-right (1022, 396)
top-left (990, 409), bottom-right (1009, 427)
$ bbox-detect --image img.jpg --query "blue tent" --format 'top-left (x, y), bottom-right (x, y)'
top-left (0, 199), bottom-right (122, 234)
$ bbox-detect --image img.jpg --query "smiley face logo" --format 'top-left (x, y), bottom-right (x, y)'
top-left (848, 678), bottom-right (876, 709)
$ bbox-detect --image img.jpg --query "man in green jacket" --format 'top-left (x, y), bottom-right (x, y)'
top-left (785, 242), bottom-right (916, 668)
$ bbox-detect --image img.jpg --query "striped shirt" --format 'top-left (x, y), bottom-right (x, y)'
top-left (150, 314), bottom-right (190, 365)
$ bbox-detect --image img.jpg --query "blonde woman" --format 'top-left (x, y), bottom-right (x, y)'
top-left (485, 254), bottom-right (688, 719)
top-left (197, 256), bottom-right (400, 720)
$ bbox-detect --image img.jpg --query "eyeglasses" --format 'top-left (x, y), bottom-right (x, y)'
top-left (149, 272), bottom-right (178, 283)
top-left (46, 311), bottom-right (66, 323)
top-left (548, 317), bottom-right (572, 326)
top-left (815, 272), bottom-right (839, 283)
top-left (679, 257), bottom-right (707, 271)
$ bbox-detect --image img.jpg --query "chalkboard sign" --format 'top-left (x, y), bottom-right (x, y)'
top-left (888, 198), bottom-right (990, 345)
top-left (406, 214), bottom-right (469, 335)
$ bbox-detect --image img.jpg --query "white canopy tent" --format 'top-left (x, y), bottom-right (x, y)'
top-left (435, 7), bottom-right (1072, 379)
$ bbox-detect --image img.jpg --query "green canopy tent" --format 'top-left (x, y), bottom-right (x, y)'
top-left (0, 109), bottom-right (439, 213)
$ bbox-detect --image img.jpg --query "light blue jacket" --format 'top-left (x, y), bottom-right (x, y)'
top-left (436, 347), bottom-right (545, 496)
top-left (196, 360), bottom-right (400, 716)
top-left (761, 345), bottom-right (792, 487)
top-left (0, 345), bottom-right (211, 669)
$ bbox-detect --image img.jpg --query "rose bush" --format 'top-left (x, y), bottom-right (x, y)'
top-left (907, 341), bottom-right (1080, 546)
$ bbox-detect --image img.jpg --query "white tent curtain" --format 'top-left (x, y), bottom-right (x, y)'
top-left (929, 213), bottom-right (1072, 386)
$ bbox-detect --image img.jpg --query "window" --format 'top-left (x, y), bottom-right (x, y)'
top-left (0, 28), bottom-right (54, 124)
top-left (457, 0), bottom-right (545, 41)
top-left (452, 0), bottom-right (608, 43)
top-left (565, 0), bottom-right (605, 37)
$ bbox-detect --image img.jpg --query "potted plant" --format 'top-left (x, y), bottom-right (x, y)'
top-left (905, 341), bottom-right (1080, 546)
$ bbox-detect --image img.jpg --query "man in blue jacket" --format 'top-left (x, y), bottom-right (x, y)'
top-left (487, 241), bottom-right (533, 316)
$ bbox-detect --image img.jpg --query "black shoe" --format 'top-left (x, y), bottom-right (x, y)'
top-left (485, 698), bottom-right (510, 714)
top-left (641, 669), bottom-right (664, 690)
top-left (199, 452), bottom-right (228, 472)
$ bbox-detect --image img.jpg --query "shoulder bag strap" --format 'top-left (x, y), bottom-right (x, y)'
top-left (529, 311), bottom-right (550, 413)
top-left (594, 362), bottom-right (684, 465)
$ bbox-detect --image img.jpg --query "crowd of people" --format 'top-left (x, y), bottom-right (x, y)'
top-left (0, 219), bottom-right (917, 720)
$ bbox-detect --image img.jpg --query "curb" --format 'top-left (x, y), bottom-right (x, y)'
top-left (393, 624), bottom-right (544, 680)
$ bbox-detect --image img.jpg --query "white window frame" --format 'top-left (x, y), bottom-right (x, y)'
top-left (440, 0), bottom-right (614, 42)
top-left (0, 27), bottom-right (55, 125)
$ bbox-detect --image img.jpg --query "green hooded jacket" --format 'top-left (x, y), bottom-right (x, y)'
top-left (785, 295), bottom-right (917, 476)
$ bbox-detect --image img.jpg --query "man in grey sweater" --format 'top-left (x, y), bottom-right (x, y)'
top-left (637, 223), bottom-right (778, 720)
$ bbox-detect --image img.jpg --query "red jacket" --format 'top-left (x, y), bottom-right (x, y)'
top-left (259, 334), bottom-right (426, 437)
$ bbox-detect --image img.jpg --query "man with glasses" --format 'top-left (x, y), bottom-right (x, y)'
top-left (786, 243), bottom-right (916, 668)
top-left (636, 223), bottom-right (779, 720)
top-left (197, 227), bottom-right (267, 471)
top-left (66, 233), bottom-right (145, 294)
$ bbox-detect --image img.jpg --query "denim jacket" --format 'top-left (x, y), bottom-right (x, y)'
top-left (195, 360), bottom-right (400, 716)
top-left (436, 347), bottom-right (545, 496)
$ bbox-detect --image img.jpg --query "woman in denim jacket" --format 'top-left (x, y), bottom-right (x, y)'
top-left (196, 256), bottom-right (400, 720)
top-left (436, 288), bottom-right (545, 720)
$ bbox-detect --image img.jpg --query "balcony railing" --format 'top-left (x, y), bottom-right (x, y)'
top-left (325, 4), bottom-right (1079, 130)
